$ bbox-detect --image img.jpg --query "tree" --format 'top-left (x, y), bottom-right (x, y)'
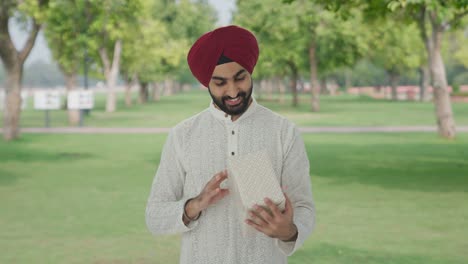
top-left (295, 0), bottom-right (468, 138)
top-left (119, 0), bottom-right (216, 104)
top-left (85, 0), bottom-right (142, 113)
top-left (236, 0), bottom-right (366, 110)
top-left (120, 7), bottom-right (184, 104)
top-left (399, 0), bottom-right (467, 138)
top-left (0, 0), bottom-right (49, 140)
top-left (235, 0), bottom-right (308, 107)
top-left (44, 0), bottom-right (89, 125)
top-left (156, 0), bottom-right (217, 93)
top-left (298, 4), bottom-right (366, 110)
top-left (367, 19), bottom-right (423, 100)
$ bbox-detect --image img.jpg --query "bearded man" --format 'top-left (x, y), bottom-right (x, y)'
top-left (146, 25), bottom-right (315, 264)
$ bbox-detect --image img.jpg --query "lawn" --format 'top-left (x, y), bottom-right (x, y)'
top-left (1, 133), bottom-right (467, 263)
top-left (4, 89), bottom-right (468, 128)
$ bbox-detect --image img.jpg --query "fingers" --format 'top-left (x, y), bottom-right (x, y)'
top-left (251, 204), bottom-right (273, 223)
top-left (203, 186), bottom-right (229, 206)
top-left (245, 218), bottom-right (267, 234)
top-left (283, 192), bottom-right (293, 215)
top-left (264, 198), bottom-right (282, 217)
top-left (210, 187), bottom-right (230, 202)
top-left (206, 170), bottom-right (228, 190)
top-left (248, 209), bottom-right (269, 226)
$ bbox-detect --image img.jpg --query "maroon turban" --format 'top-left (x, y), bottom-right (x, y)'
top-left (187, 25), bottom-right (259, 88)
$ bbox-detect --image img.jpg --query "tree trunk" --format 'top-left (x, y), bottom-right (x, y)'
top-left (182, 83), bottom-right (191, 92)
top-left (288, 62), bottom-right (298, 107)
top-left (99, 39), bottom-right (122, 113)
top-left (174, 82), bottom-right (181, 94)
top-left (273, 77), bottom-right (280, 102)
top-left (3, 64), bottom-right (23, 140)
top-left (260, 79), bottom-right (267, 101)
top-left (152, 82), bottom-right (161, 102)
top-left (266, 79), bottom-right (273, 100)
top-left (320, 78), bottom-right (327, 95)
top-left (428, 13), bottom-right (456, 138)
top-left (418, 8), bottom-right (456, 138)
top-left (0, 11), bottom-right (41, 140)
top-left (139, 82), bottom-right (149, 104)
top-left (345, 69), bottom-right (352, 91)
top-left (309, 41), bottom-right (320, 112)
top-left (389, 71), bottom-right (399, 101)
top-left (123, 73), bottom-right (135, 107)
top-left (124, 81), bottom-right (133, 107)
top-left (418, 64), bottom-right (430, 102)
top-left (279, 78), bottom-right (286, 104)
top-left (64, 72), bottom-right (80, 126)
top-left (430, 31), bottom-right (456, 138)
top-left (164, 78), bottom-right (173, 96)
top-left (329, 78), bottom-right (338, 96)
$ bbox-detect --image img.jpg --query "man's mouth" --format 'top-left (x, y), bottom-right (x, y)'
top-left (225, 96), bottom-right (242, 106)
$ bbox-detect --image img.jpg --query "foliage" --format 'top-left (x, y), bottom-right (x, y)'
top-left (367, 19), bottom-right (424, 78)
top-left (21, 61), bottom-right (65, 87)
top-left (235, 0), bottom-right (307, 78)
top-left (235, 0), bottom-right (366, 80)
top-left (156, 0), bottom-right (217, 82)
top-left (119, 0), bottom-right (216, 84)
top-left (44, 0), bottom-right (87, 75)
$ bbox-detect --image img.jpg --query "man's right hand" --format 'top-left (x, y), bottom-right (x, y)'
top-left (184, 170), bottom-right (229, 223)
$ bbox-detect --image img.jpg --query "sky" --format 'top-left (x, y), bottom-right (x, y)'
top-left (10, 0), bottom-right (235, 66)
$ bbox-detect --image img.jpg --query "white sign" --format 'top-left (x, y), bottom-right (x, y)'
top-left (0, 91), bottom-right (28, 110)
top-left (34, 90), bottom-right (61, 110)
top-left (68, 90), bottom-right (94, 110)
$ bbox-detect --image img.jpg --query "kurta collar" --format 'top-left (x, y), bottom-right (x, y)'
top-left (209, 97), bottom-right (258, 123)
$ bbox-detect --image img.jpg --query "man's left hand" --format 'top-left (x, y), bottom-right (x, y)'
top-left (245, 192), bottom-right (298, 242)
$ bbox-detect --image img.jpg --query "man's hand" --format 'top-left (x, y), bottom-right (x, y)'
top-left (245, 192), bottom-right (298, 242)
top-left (183, 170), bottom-right (229, 224)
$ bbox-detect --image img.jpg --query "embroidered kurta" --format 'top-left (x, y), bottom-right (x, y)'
top-left (145, 99), bottom-right (315, 264)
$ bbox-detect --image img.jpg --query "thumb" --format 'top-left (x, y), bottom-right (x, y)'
top-left (283, 192), bottom-right (293, 215)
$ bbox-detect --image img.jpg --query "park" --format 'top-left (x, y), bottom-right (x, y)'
top-left (1, 0), bottom-right (468, 263)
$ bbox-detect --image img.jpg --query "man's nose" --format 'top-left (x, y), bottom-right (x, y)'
top-left (225, 81), bottom-right (239, 98)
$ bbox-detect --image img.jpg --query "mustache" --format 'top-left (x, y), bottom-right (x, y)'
top-left (222, 92), bottom-right (247, 101)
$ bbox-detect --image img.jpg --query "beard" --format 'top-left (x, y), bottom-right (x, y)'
top-left (208, 83), bottom-right (253, 116)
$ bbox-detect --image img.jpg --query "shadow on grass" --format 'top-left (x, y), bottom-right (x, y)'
top-left (309, 140), bottom-right (468, 193)
top-left (0, 138), bottom-right (95, 185)
top-left (0, 168), bottom-right (20, 185)
top-left (289, 242), bottom-right (463, 264)
top-left (0, 145), bottom-right (94, 163)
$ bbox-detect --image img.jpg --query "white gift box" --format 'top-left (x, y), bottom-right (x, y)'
top-left (227, 149), bottom-right (285, 225)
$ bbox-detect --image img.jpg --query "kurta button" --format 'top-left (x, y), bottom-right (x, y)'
top-left (231, 152), bottom-right (235, 156)
top-left (232, 131), bottom-right (235, 135)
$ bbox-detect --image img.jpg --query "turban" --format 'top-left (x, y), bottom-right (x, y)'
top-left (187, 25), bottom-right (259, 88)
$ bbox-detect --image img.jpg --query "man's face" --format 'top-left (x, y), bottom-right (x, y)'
top-left (208, 62), bottom-right (253, 117)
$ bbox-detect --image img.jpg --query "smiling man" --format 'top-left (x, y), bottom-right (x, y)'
top-left (145, 25), bottom-right (315, 264)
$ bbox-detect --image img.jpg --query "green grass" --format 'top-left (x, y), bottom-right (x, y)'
top-left (4, 90), bottom-right (468, 127)
top-left (1, 133), bottom-right (467, 263)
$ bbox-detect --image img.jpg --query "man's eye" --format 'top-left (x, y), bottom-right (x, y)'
top-left (215, 82), bottom-right (226, 86)
top-left (235, 76), bottom-right (246, 81)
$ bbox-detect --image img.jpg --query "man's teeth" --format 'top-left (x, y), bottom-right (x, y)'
top-left (228, 97), bottom-right (240, 101)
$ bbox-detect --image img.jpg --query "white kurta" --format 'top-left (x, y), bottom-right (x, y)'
top-left (146, 99), bottom-right (315, 264)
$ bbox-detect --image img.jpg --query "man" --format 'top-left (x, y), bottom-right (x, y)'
top-left (145, 25), bottom-right (315, 264)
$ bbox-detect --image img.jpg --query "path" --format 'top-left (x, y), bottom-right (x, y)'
top-left (2, 126), bottom-right (468, 134)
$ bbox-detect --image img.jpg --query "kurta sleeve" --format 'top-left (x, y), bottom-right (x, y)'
top-left (275, 125), bottom-right (315, 256)
top-left (145, 129), bottom-right (199, 235)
